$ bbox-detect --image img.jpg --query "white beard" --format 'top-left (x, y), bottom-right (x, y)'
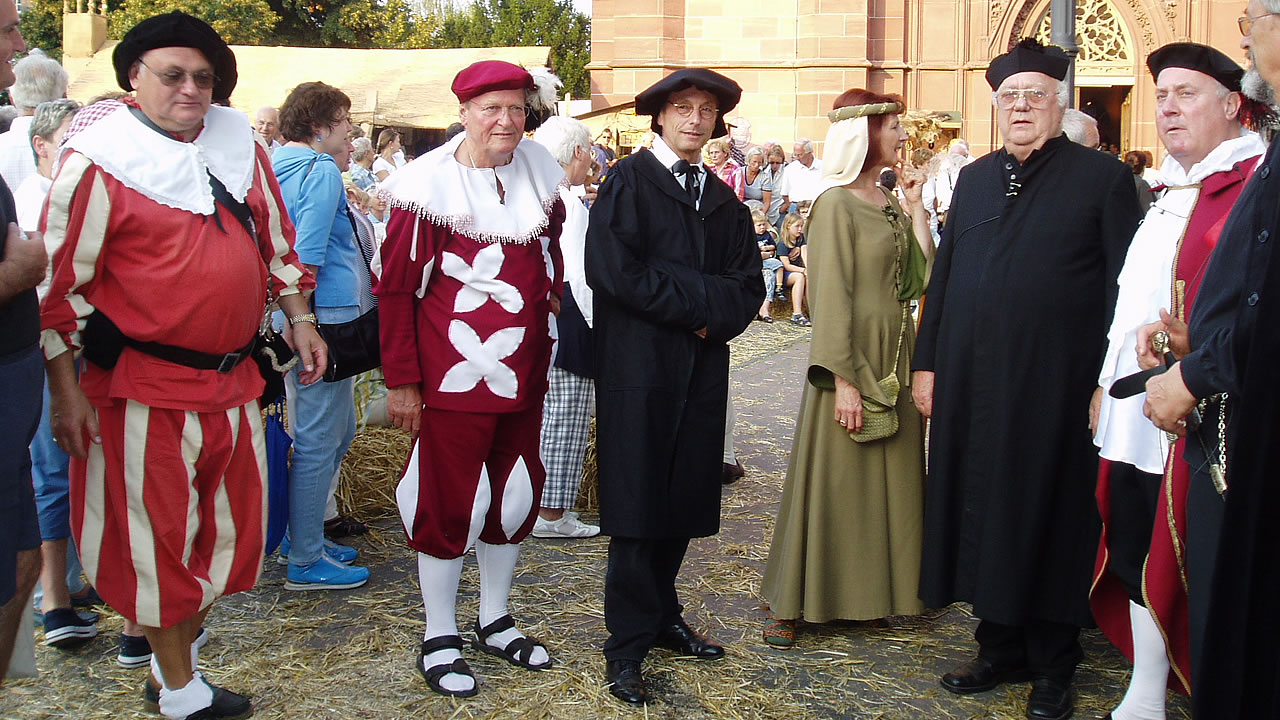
top-left (1243, 66), bottom-right (1277, 104)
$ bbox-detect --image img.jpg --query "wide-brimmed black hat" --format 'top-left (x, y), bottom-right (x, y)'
top-left (1147, 42), bottom-right (1243, 92)
top-left (635, 69), bottom-right (742, 138)
top-left (113, 11), bottom-right (237, 100)
top-left (986, 38), bottom-right (1071, 90)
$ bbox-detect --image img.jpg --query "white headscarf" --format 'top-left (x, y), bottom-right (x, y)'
top-left (819, 101), bottom-right (903, 190)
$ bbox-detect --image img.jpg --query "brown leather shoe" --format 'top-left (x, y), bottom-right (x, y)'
top-left (940, 656), bottom-right (1031, 694)
top-left (721, 461), bottom-right (745, 485)
top-left (605, 659), bottom-right (649, 704)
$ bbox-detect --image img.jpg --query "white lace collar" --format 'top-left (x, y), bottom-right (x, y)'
top-left (1159, 132), bottom-right (1266, 187)
top-left (62, 102), bottom-right (255, 216)
top-left (378, 133), bottom-right (565, 244)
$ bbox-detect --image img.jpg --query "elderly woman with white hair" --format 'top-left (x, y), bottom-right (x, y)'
top-left (742, 145), bottom-right (772, 210)
top-left (529, 115), bottom-right (600, 539)
top-left (0, 49), bottom-right (69, 191)
top-left (349, 136), bottom-right (377, 191)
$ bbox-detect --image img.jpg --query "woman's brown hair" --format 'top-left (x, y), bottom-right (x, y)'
top-left (278, 82), bottom-right (352, 143)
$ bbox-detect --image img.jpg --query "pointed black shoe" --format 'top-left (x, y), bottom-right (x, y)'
top-left (605, 659), bottom-right (649, 705)
top-left (940, 656), bottom-right (1032, 694)
top-left (1026, 678), bottom-right (1074, 720)
top-left (655, 618), bottom-right (725, 659)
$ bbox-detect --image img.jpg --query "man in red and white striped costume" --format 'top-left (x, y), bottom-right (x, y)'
top-left (39, 12), bottom-right (325, 720)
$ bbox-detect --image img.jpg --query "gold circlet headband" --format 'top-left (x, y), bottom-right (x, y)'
top-left (827, 102), bottom-right (905, 123)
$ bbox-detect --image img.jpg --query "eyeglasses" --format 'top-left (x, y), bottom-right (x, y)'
top-left (471, 103), bottom-right (530, 119)
top-left (669, 102), bottom-right (720, 120)
top-left (1239, 12), bottom-right (1280, 35)
top-left (139, 61), bottom-right (218, 90)
top-left (994, 88), bottom-right (1054, 109)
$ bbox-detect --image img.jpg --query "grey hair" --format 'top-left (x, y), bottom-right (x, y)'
top-left (745, 145), bottom-right (766, 161)
top-left (1061, 108), bottom-right (1099, 145)
top-left (28, 98), bottom-right (80, 165)
top-left (795, 138), bottom-right (814, 153)
top-left (1262, 0), bottom-right (1280, 13)
top-left (532, 115), bottom-right (591, 167)
top-left (351, 136), bottom-right (374, 162)
top-left (11, 50), bottom-right (68, 110)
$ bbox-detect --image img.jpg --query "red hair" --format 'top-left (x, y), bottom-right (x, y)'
top-left (832, 88), bottom-right (906, 173)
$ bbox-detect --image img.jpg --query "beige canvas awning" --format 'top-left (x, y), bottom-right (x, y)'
top-left (62, 44), bottom-right (553, 130)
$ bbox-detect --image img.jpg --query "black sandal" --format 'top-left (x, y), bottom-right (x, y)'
top-left (471, 615), bottom-right (553, 670)
top-left (416, 635), bottom-right (479, 698)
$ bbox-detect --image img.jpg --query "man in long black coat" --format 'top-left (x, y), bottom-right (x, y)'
top-left (911, 39), bottom-right (1141, 720)
top-left (585, 69), bottom-right (763, 706)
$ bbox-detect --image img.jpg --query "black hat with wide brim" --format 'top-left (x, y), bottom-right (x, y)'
top-left (635, 69), bottom-right (742, 138)
top-left (113, 11), bottom-right (238, 101)
top-left (986, 38), bottom-right (1071, 90)
top-left (1147, 42), bottom-right (1243, 92)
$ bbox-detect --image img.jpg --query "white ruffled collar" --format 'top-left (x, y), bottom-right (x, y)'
top-left (1159, 132), bottom-right (1266, 187)
top-left (62, 102), bottom-right (255, 216)
top-left (379, 133), bottom-right (565, 244)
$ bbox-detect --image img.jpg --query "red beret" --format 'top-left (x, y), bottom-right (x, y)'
top-left (451, 61), bottom-right (534, 103)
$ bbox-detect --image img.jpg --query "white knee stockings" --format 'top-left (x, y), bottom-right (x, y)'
top-left (1111, 599), bottom-right (1169, 720)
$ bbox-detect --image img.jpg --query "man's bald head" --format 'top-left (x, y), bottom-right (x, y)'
top-left (255, 106), bottom-right (279, 142)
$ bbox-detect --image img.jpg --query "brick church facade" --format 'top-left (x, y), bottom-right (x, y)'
top-left (587, 0), bottom-right (1244, 156)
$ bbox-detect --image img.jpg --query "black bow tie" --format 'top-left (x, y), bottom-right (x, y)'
top-left (672, 160), bottom-right (701, 204)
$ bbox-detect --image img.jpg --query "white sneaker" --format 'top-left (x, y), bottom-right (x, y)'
top-left (531, 512), bottom-right (600, 539)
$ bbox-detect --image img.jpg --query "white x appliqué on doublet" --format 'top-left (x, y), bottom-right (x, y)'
top-left (442, 244), bottom-right (524, 314)
top-left (439, 319), bottom-right (525, 398)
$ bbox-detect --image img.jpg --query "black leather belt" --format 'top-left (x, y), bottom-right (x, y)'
top-left (125, 337), bottom-right (256, 374)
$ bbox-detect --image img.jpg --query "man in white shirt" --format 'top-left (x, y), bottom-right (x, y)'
top-left (254, 105), bottom-right (282, 150)
top-left (776, 138), bottom-right (823, 212)
top-left (0, 49), bottom-right (66, 192)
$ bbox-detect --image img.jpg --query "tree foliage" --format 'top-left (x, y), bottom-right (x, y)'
top-left (428, 0), bottom-right (591, 99)
top-left (107, 0), bottom-right (281, 44)
top-left (18, 0), bottom-right (591, 100)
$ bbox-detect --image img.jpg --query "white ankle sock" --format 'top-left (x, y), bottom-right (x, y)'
top-left (157, 674), bottom-right (212, 719)
top-left (416, 553), bottom-right (473, 693)
top-left (475, 541), bottom-right (548, 666)
top-left (1111, 599), bottom-right (1169, 720)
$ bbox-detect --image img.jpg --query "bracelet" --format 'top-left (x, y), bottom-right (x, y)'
top-left (287, 313), bottom-right (317, 327)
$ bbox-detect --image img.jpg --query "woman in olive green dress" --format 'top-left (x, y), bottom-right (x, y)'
top-left (761, 88), bottom-right (935, 646)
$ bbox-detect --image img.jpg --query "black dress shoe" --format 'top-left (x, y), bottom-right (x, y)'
top-left (655, 619), bottom-right (725, 659)
top-left (1026, 678), bottom-right (1074, 720)
top-left (605, 659), bottom-right (649, 705)
top-left (939, 656), bottom-right (1032, 694)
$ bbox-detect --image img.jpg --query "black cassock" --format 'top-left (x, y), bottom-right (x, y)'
top-left (914, 135), bottom-right (1140, 628)
top-left (586, 149), bottom-right (764, 540)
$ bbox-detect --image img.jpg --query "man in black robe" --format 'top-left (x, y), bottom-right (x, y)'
top-left (911, 39), bottom-right (1141, 720)
top-left (585, 69), bottom-right (763, 706)
top-left (1144, 4), bottom-right (1280, 713)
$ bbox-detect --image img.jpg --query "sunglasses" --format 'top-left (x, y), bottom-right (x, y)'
top-left (140, 61), bottom-right (218, 90)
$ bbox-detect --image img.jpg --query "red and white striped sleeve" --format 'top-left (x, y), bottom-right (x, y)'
top-left (249, 142), bottom-right (314, 300)
top-left (38, 150), bottom-right (110, 361)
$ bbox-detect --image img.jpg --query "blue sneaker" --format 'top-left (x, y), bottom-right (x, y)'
top-left (277, 536), bottom-right (358, 565)
top-left (284, 555), bottom-right (370, 591)
top-left (43, 607), bottom-right (98, 648)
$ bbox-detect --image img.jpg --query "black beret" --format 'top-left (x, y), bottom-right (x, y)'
top-left (635, 69), bottom-right (742, 138)
top-left (986, 38), bottom-right (1071, 90)
top-left (113, 11), bottom-right (238, 101)
top-left (1147, 42), bottom-right (1243, 92)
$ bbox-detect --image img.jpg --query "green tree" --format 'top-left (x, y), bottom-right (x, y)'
top-left (429, 0), bottom-right (591, 99)
top-left (268, 0), bottom-right (435, 48)
top-left (108, 0), bottom-right (282, 44)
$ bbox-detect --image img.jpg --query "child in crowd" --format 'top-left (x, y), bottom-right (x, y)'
top-left (796, 200), bottom-right (813, 224)
top-left (779, 212), bottom-right (809, 326)
top-left (752, 208), bottom-right (784, 322)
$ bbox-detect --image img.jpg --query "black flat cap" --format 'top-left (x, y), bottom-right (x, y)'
top-left (1147, 42), bottom-right (1243, 92)
top-left (113, 11), bottom-right (237, 100)
top-left (635, 69), bottom-right (742, 138)
top-left (986, 38), bottom-right (1071, 90)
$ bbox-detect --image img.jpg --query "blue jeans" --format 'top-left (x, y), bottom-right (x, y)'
top-left (286, 305), bottom-right (358, 566)
top-left (31, 377), bottom-right (88, 605)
